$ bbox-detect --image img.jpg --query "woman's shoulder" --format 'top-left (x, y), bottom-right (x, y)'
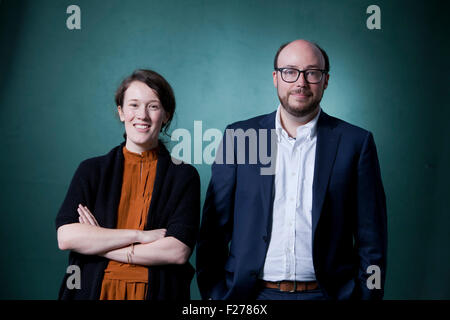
top-left (76, 144), bottom-right (123, 175)
top-left (168, 158), bottom-right (199, 179)
top-left (158, 142), bottom-right (199, 179)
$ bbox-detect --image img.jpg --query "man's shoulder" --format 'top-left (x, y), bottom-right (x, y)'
top-left (323, 112), bottom-right (371, 139)
top-left (225, 111), bottom-right (276, 130)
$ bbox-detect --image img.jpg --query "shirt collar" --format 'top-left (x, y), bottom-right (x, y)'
top-left (123, 146), bottom-right (158, 163)
top-left (275, 104), bottom-right (321, 142)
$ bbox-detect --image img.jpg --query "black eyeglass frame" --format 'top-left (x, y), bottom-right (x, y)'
top-left (275, 67), bottom-right (328, 84)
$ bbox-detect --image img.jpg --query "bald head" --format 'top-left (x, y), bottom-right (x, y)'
top-left (273, 39), bottom-right (329, 72)
top-left (272, 39), bottom-right (330, 122)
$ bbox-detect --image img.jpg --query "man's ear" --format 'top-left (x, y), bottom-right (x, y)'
top-left (273, 70), bottom-right (278, 88)
top-left (323, 73), bottom-right (330, 90)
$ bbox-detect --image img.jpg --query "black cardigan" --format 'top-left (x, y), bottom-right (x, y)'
top-left (55, 141), bottom-right (200, 300)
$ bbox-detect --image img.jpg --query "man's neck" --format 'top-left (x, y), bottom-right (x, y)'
top-left (280, 106), bottom-right (320, 138)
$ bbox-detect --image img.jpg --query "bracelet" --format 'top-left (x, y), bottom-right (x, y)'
top-left (130, 243), bottom-right (135, 265)
top-left (127, 243), bottom-right (135, 265)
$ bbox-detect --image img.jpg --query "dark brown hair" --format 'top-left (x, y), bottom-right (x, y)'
top-left (273, 41), bottom-right (330, 73)
top-left (115, 69), bottom-right (176, 137)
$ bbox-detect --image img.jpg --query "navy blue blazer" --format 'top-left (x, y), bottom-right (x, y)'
top-left (196, 110), bottom-right (387, 300)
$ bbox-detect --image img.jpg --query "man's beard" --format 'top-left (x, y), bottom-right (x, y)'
top-left (278, 89), bottom-right (321, 118)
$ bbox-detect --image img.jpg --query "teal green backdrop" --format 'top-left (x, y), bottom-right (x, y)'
top-left (0, 0), bottom-right (448, 299)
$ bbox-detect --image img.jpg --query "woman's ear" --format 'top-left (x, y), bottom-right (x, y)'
top-left (117, 105), bottom-right (125, 122)
top-left (163, 111), bottom-right (170, 125)
top-left (160, 112), bottom-right (170, 132)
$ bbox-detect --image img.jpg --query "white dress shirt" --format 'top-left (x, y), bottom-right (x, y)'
top-left (260, 105), bottom-right (320, 281)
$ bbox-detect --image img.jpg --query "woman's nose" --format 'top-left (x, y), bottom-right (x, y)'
top-left (135, 106), bottom-right (148, 119)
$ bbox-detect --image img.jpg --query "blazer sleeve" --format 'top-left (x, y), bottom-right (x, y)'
top-left (165, 166), bottom-right (201, 250)
top-left (354, 132), bottom-right (388, 299)
top-left (196, 126), bottom-right (237, 300)
top-left (55, 161), bottom-right (94, 230)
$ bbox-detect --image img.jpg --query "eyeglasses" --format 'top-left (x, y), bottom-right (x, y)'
top-left (275, 67), bottom-right (327, 84)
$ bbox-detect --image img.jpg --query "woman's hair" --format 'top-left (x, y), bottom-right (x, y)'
top-left (115, 69), bottom-right (176, 137)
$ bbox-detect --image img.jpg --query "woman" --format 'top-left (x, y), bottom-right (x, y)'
top-left (55, 69), bottom-right (200, 300)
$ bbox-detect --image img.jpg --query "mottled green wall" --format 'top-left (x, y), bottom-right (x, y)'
top-left (0, 0), bottom-right (448, 299)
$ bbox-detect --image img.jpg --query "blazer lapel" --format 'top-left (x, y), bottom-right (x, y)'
top-left (258, 111), bottom-right (277, 235)
top-left (312, 111), bottom-right (341, 238)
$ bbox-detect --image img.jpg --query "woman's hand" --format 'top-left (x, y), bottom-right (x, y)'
top-left (138, 228), bottom-right (167, 244)
top-left (76, 203), bottom-right (165, 246)
top-left (77, 204), bottom-right (99, 226)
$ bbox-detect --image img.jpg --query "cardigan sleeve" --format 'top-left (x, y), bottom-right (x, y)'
top-left (55, 161), bottom-right (94, 230)
top-left (164, 166), bottom-right (201, 250)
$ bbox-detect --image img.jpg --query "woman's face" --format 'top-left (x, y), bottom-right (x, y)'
top-left (117, 81), bottom-right (168, 153)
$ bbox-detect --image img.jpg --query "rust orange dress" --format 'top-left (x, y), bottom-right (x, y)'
top-left (99, 146), bottom-right (158, 300)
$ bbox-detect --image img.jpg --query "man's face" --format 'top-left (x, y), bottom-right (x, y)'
top-left (273, 41), bottom-right (329, 118)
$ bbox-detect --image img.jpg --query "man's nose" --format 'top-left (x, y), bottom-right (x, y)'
top-left (296, 72), bottom-right (308, 86)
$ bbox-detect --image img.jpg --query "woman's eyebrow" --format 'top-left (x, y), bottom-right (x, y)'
top-left (126, 98), bottom-right (160, 103)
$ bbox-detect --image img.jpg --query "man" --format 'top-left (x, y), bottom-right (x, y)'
top-left (196, 40), bottom-right (387, 300)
